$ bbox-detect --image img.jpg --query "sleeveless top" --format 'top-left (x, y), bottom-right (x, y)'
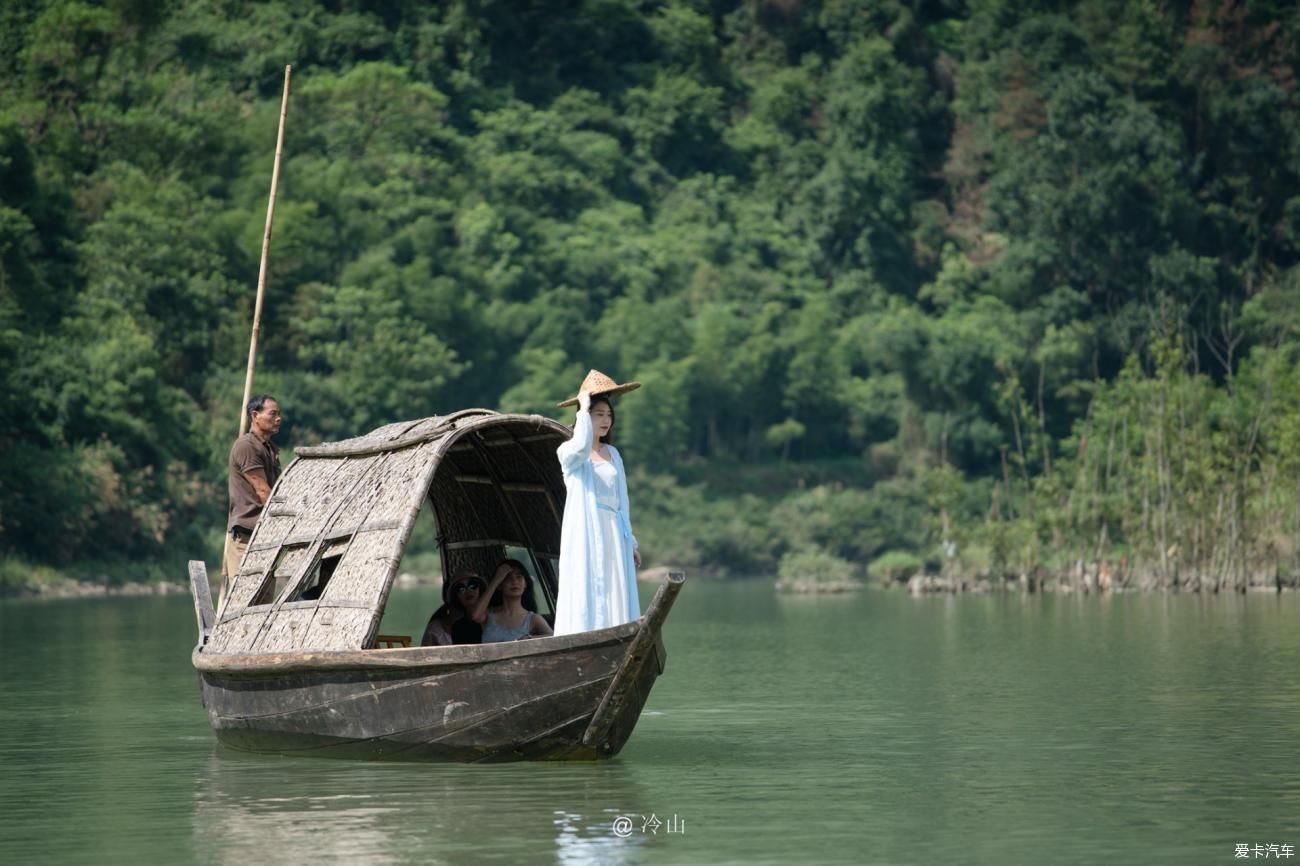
top-left (481, 609), bottom-right (535, 643)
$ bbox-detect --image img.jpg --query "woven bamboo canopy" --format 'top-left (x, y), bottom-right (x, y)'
top-left (207, 410), bottom-right (571, 655)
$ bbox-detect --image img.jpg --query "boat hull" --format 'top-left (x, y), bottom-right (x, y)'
top-left (195, 623), bottom-right (666, 762)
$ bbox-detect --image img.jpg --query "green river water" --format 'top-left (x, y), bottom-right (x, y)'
top-left (1, 579), bottom-right (1297, 865)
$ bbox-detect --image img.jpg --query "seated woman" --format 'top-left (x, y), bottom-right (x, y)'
top-left (470, 559), bottom-right (554, 642)
top-left (420, 570), bottom-right (485, 646)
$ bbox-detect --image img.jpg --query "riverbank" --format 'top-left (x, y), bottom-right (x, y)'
top-left (6, 556), bottom-right (1295, 599)
top-left (905, 571), bottom-right (1298, 595)
top-left (2, 579), bottom-right (193, 600)
top-left (7, 564), bottom-right (711, 598)
top-left (0, 556), bottom-right (178, 599)
top-left (0, 548), bottom-right (451, 599)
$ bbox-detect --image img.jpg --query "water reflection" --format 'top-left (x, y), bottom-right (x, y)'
top-left (192, 753), bottom-right (653, 865)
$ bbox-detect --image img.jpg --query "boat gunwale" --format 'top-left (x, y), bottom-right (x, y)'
top-left (193, 618), bottom-right (643, 675)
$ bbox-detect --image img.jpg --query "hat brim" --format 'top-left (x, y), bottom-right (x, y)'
top-left (557, 381), bottom-right (641, 408)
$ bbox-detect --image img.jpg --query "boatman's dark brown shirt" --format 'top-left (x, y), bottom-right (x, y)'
top-left (227, 432), bottom-right (281, 533)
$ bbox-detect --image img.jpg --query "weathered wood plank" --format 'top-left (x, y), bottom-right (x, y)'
top-left (582, 572), bottom-right (685, 748)
top-left (199, 631), bottom-right (632, 761)
top-left (195, 620), bottom-right (637, 671)
top-left (189, 560), bottom-right (216, 645)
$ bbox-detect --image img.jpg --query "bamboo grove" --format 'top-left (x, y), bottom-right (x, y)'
top-left (2, 0), bottom-right (1299, 590)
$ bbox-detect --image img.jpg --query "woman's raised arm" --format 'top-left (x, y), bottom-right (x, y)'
top-left (556, 392), bottom-right (594, 473)
top-left (470, 563), bottom-right (510, 623)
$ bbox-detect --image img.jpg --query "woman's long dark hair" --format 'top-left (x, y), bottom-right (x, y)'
top-left (590, 394), bottom-right (615, 444)
top-left (423, 570), bottom-right (484, 646)
top-left (490, 558), bottom-right (540, 611)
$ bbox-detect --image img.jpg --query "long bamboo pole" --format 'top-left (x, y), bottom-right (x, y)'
top-left (239, 64), bottom-right (293, 436)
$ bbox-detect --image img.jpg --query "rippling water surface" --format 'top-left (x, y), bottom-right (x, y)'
top-left (1, 581), bottom-right (1297, 865)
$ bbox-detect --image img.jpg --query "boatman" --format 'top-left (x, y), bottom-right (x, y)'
top-left (220, 395), bottom-right (283, 609)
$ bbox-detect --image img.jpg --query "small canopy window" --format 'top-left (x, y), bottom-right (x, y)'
top-left (288, 537), bottom-right (349, 602)
top-left (251, 543), bottom-right (310, 607)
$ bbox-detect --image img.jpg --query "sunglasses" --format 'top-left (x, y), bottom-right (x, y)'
top-left (453, 580), bottom-right (485, 594)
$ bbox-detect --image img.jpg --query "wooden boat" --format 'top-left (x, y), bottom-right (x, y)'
top-left (187, 409), bottom-right (684, 761)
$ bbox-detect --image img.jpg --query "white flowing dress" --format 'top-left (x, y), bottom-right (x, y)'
top-left (554, 408), bottom-right (640, 636)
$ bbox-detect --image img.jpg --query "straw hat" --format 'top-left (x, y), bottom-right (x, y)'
top-left (557, 369), bottom-right (642, 407)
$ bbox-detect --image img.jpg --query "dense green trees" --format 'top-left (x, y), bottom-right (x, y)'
top-left (1, 0), bottom-right (1298, 589)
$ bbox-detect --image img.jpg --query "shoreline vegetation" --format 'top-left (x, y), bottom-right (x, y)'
top-left (4, 3), bottom-right (1300, 598)
top-left (12, 572), bottom-right (1294, 600)
top-left (7, 558), bottom-right (1295, 600)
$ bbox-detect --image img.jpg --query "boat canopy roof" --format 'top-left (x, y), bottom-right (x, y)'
top-left (207, 410), bottom-right (571, 655)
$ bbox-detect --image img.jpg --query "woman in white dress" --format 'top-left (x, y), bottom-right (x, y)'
top-left (554, 370), bottom-right (643, 636)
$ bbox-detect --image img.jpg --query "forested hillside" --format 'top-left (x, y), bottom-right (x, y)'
top-left (2, 0), bottom-right (1299, 590)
